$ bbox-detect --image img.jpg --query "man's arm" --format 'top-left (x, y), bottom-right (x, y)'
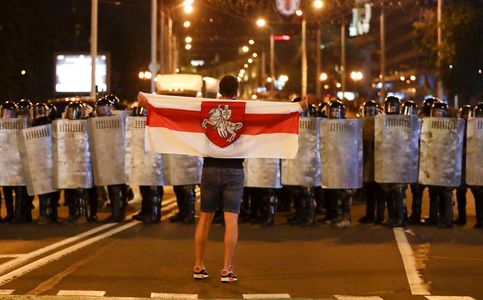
top-left (299, 97), bottom-right (308, 112)
top-left (137, 93), bottom-right (148, 108)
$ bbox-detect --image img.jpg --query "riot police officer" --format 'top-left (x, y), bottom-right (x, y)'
top-left (1, 102), bottom-right (20, 222)
top-left (379, 96), bottom-right (406, 227)
top-left (429, 101), bottom-right (454, 228)
top-left (325, 100), bottom-right (352, 228)
top-left (359, 100), bottom-right (383, 224)
top-left (472, 103), bottom-right (483, 228)
top-left (454, 105), bottom-right (472, 225)
top-left (95, 96), bottom-right (127, 222)
top-left (32, 103), bottom-right (60, 224)
top-left (408, 97), bottom-right (437, 225)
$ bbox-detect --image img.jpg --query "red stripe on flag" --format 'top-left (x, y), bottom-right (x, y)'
top-left (147, 104), bottom-right (299, 135)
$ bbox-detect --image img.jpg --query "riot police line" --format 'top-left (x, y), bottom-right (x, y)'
top-left (0, 95), bottom-right (482, 230)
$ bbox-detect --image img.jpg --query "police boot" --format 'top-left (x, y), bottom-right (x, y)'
top-left (105, 185), bottom-right (125, 223)
top-left (50, 192), bottom-right (60, 223)
top-left (261, 191), bottom-right (277, 227)
top-left (391, 193), bottom-right (406, 228)
top-left (277, 186), bottom-right (292, 212)
top-left (74, 190), bottom-right (88, 225)
top-left (37, 194), bottom-right (53, 225)
top-left (455, 188), bottom-right (467, 225)
top-left (12, 187), bottom-right (28, 224)
top-left (182, 186), bottom-right (196, 224)
top-left (239, 189), bottom-right (251, 223)
top-left (438, 190), bottom-right (453, 229)
top-left (384, 191), bottom-right (396, 227)
top-left (408, 195), bottom-right (422, 225)
top-left (334, 195), bottom-right (351, 228)
top-left (288, 188), bottom-right (305, 225)
top-left (143, 187), bottom-right (162, 224)
top-left (359, 196), bottom-right (375, 224)
top-left (88, 187), bottom-right (98, 221)
top-left (1, 187), bottom-right (14, 223)
top-left (314, 186), bottom-right (325, 215)
top-left (133, 186), bottom-right (150, 221)
top-left (300, 188), bottom-right (316, 227)
top-left (375, 191), bottom-right (385, 225)
top-left (169, 185), bottom-right (186, 222)
top-left (424, 188), bottom-right (439, 226)
top-left (65, 189), bottom-right (77, 223)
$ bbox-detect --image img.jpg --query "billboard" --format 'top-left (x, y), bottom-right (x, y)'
top-left (55, 54), bottom-right (109, 94)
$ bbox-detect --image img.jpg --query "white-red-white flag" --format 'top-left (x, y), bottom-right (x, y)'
top-left (142, 93), bottom-right (302, 159)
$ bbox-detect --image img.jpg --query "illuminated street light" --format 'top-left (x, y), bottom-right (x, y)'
top-left (184, 5), bottom-right (193, 14)
top-left (400, 76), bottom-right (405, 81)
top-left (242, 45), bottom-right (250, 53)
top-left (251, 94), bottom-right (258, 100)
top-left (144, 71), bottom-right (152, 79)
top-left (248, 58), bottom-right (253, 64)
top-left (252, 53), bottom-right (258, 58)
top-left (350, 71), bottom-right (363, 81)
top-left (336, 82), bottom-right (342, 88)
top-left (313, 0), bottom-right (324, 9)
top-left (319, 72), bottom-right (328, 81)
top-left (138, 71), bottom-right (145, 79)
top-left (244, 64), bottom-right (249, 68)
top-left (267, 77), bottom-right (273, 83)
top-left (296, 9), bottom-right (303, 16)
top-left (21, 70), bottom-right (27, 76)
top-left (248, 39), bottom-right (255, 45)
top-left (183, 21), bottom-right (191, 28)
top-left (185, 36), bottom-right (192, 43)
top-left (185, 44), bottom-right (192, 50)
top-left (256, 18), bottom-right (266, 28)
top-left (410, 75), bottom-right (416, 81)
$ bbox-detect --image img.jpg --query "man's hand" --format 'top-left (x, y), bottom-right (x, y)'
top-left (299, 96), bottom-right (308, 112)
top-left (137, 93), bottom-right (148, 108)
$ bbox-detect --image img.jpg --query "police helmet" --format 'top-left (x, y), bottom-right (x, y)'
top-left (317, 102), bottom-right (327, 118)
top-left (362, 100), bottom-right (378, 117)
top-left (384, 96), bottom-right (401, 115)
top-left (17, 99), bottom-right (33, 119)
top-left (33, 102), bottom-right (50, 120)
top-left (96, 96), bottom-right (113, 117)
top-left (132, 105), bottom-right (147, 117)
top-left (1, 101), bottom-right (18, 119)
top-left (430, 101), bottom-right (448, 118)
top-left (474, 102), bottom-right (483, 118)
top-left (458, 105), bottom-right (472, 120)
top-left (422, 97), bottom-right (437, 117)
top-left (327, 100), bottom-right (345, 119)
top-left (65, 101), bottom-right (83, 120)
top-left (308, 103), bottom-right (318, 117)
top-left (104, 94), bottom-right (122, 110)
top-left (401, 100), bottom-right (418, 116)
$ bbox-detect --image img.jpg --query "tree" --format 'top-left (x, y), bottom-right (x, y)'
top-left (414, 0), bottom-right (483, 102)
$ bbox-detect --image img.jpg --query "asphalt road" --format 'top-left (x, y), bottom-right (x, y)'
top-left (0, 187), bottom-right (481, 300)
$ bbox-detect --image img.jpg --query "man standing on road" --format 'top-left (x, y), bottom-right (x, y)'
top-left (138, 75), bottom-right (307, 283)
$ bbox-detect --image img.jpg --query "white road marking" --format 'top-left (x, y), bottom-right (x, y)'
top-left (393, 227), bottom-right (431, 295)
top-left (0, 201), bottom-right (180, 287)
top-left (0, 223), bottom-right (117, 276)
top-left (0, 289), bottom-right (15, 295)
top-left (243, 294), bottom-right (291, 299)
top-left (151, 292), bottom-right (198, 299)
top-left (334, 296), bottom-right (383, 300)
top-left (0, 255), bottom-right (25, 258)
top-left (57, 290), bottom-right (106, 296)
top-left (425, 297), bottom-right (476, 300)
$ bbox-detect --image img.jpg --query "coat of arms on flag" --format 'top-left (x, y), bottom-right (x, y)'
top-left (201, 102), bottom-right (246, 148)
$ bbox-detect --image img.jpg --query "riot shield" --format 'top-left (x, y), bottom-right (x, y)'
top-left (52, 119), bottom-right (93, 189)
top-left (0, 119), bottom-right (27, 186)
top-left (419, 117), bottom-right (464, 187)
top-left (466, 118), bottom-right (483, 186)
top-left (362, 116), bottom-right (375, 182)
top-left (320, 119), bottom-right (362, 189)
top-left (281, 117), bottom-right (321, 187)
top-left (87, 116), bottom-right (126, 186)
top-left (374, 115), bottom-right (420, 183)
top-left (244, 158), bottom-right (282, 188)
top-left (19, 124), bottom-right (56, 196)
top-left (125, 116), bottom-right (165, 186)
top-left (163, 154), bottom-right (202, 186)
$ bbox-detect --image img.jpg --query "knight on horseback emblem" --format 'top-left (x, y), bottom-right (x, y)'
top-left (201, 102), bottom-right (246, 148)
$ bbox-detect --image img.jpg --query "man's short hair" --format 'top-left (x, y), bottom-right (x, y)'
top-left (219, 75), bottom-right (239, 98)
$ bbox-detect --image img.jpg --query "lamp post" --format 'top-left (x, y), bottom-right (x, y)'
top-left (90, 0), bottom-right (98, 99)
top-left (256, 18), bottom-right (275, 94)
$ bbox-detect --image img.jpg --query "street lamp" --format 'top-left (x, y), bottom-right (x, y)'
top-left (255, 18), bottom-right (275, 94)
top-left (248, 39), bottom-right (255, 45)
top-left (183, 21), bottom-right (191, 28)
top-left (313, 0), bottom-right (324, 9)
top-left (185, 36), bottom-right (192, 43)
top-left (242, 45), bottom-right (250, 53)
top-left (319, 72), bottom-right (328, 81)
top-left (256, 18), bottom-right (266, 28)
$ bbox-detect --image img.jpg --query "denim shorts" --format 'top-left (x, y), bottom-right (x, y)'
top-left (200, 167), bottom-right (244, 214)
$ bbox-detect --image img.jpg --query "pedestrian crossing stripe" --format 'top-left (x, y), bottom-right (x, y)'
top-left (57, 290), bottom-right (106, 296)
top-left (151, 293), bottom-right (198, 299)
top-left (0, 289), bottom-right (14, 295)
top-left (425, 297), bottom-right (476, 300)
top-left (335, 296), bottom-right (384, 300)
top-left (243, 294), bottom-right (291, 299)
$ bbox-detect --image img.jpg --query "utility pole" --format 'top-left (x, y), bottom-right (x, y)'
top-left (437, 0), bottom-right (444, 100)
top-left (340, 20), bottom-right (346, 99)
top-left (380, 2), bottom-right (386, 102)
top-left (270, 32), bottom-right (275, 93)
top-left (150, 0), bottom-right (157, 93)
top-left (316, 21), bottom-right (322, 96)
top-left (168, 14), bottom-right (173, 73)
top-left (159, 0), bottom-right (165, 74)
top-left (261, 50), bottom-right (267, 87)
top-left (301, 14), bottom-right (308, 96)
top-left (90, 0), bottom-right (98, 99)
